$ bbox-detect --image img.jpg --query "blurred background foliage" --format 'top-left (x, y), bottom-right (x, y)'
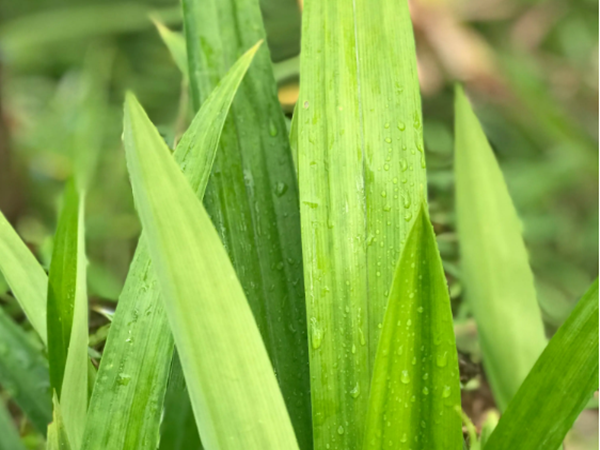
top-left (0, 0), bottom-right (597, 447)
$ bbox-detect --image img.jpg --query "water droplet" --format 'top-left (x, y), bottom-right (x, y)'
top-left (398, 121), bottom-right (406, 131)
top-left (422, 387), bottom-right (429, 395)
top-left (417, 306), bottom-right (423, 313)
top-left (117, 374), bottom-right (131, 386)
top-left (402, 192), bottom-right (412, 209)
top-left (384, 164), bottom-right (390, 171)
top-left (303, 201), bottom-right (319, 209)
top-left (337, 426), bottom-right (345, 435)
top-left (401, 370), bottom-right (410, 384)
top-left (274, 182), bottom-right (288, 197)
top-left (400, 159), bottom-right (408, 172)
top-left (383, 205), bottom-right (391, 212)
top-left (381, 191), bottom-right (387, 198)
top-left (404, 211), bottom-right (413, 222)
top-left (385, 137), bottom-right (392, 143)
top-left (423, 372), bottom-right (429, 380)
top-left (384, 122), bottom-right (390, 129)
top-left (303, 101), bottom-right (309, 109)
top-left (269, 120), bottom-right (278, 137)
top-left (310, 317), bottom-right (322, 349)
top-left (436, 352), bottom-right (448, 367)
top-left (400, 433), bottom-right (408, 443)
top-left (350, 382), bottom-right (361, 398)
top-left (352, 344), bottom-right (356, 354)
top-left (442, 385), bottom-right (451, 398)
top-left (397, 345), bottom-right (404, 355)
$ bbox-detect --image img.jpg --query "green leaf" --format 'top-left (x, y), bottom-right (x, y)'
top-left (0, 210), bottom-right (48, 343)
top-left (0, 396), bottom-right (25, 450)
top-left (0, 307), bottom-right (51, 435)
top-left (81, 43), bottom-right (260, 450)
top-left (47, 394), bottom-right (72, 450)
top-left (123, 91), bottom-right (299, 449)
top-left (46, 181), bottom-right (88, 449)
top-left (454, 85), bottom-right (547, 410)
top-left (485, 279), bottom-right (599, 450)
top-left (183, 0), bottom-right (311, 446)
top-left (158, 353), bottom-right (202, 450)
top-left (363, 202), bottom-right (462, 450)
top-left (297, 0), bottom-right (427, 446)
top-left (151, 17), bottom-right (188, 77)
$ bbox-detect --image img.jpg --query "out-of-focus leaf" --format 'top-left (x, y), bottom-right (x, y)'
top-left (297, 0), bottom-right (427, 446)
top-left (364, 202), bottom-right (462, 450)
top-left (123, 91), bottom-right (299, 449)
top-left (0, 308), bottom-right (51, 436)
top-left (158, 353), bottom-right (202, 450)
top-left (47, 394), bottom-right (71, 450)
top-left (454, 85), bottom-right (547, 410)
top-left (0, 397), bottom-right (25, 450)
top-left (81, 42), bottom-right (260, 450)
top-left (0, 4), bottom-right (181, 65)
top-left (0, 211), bottom-right (48, 343)
top-left (151, 17), bottom-right (188, 77)
top-left (485, 279), bottom-right (599, 450)
top-left (183, 0), bottom-right (311, 446)
top-left (259, 0), bottom-right (301, 62)
top-left (46, 182), bottom-right (88, 449)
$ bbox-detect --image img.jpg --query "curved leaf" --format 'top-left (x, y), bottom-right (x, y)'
top-left (123, 91), bottom-right (299, 449)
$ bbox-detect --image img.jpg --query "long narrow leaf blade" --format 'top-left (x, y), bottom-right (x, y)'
top-left (0, 307), bottom-right (51, 434)
top-left (183, 0), bottom-right (311, 446)
top-left (298, 0), bottom-right (427, 446)
top-left (454, 85), bottom-right (547, 410)
top-left (81, 44), bottom-right (260, 450)
top-left (46, 182), bottom-right (88, 449)
top-left (485, 279), bottom-right (599, 450)
top-left (47, 394), bottom-right (72, 450)
top-left (0, 211), bottom-right (47, 342)
top-left (46, 181), bottom-right (80, 399)
top-left (364, 202), bottom-right (462, 449)
top-left (123, 91), bottom-right (299, 449)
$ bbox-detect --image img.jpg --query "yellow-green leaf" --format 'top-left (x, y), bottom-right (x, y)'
top-left (454, 85), bottom-right (547, 410)
top-left (298, 0), bottom-right (427, 447)
top-left (364, 202), bottom-right (462, 450)
top-left (123, 91), bottom-right (299, 449)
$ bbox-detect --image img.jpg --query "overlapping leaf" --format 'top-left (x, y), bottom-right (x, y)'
top-left (485, 279), bottom-right (599, 450)
top-left (364, 202), bottom-right (462, 450)
top-left (123, 91), bottom-right (299, 449)
top-left (81, 42), bottom-right (260, 450)
top-left (297, 0), bottom-right (427, 447)
top-left (183, 0), bottom-right (311, 446)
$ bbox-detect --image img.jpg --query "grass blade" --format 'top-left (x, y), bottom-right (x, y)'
top-left (47, 394), bottom-right (71, 450)
top-left (123, 91), bottom-right (299, 449)
top-left (298, 0), bottom-right (427, 446)
top-left (454, 85), bottom-right (547, 410)
top-left (0, 397), bottom-right (25, 450)
top-left (46, 181), bottom-right (88, 448)
top-left (0, 307), bottom-right (51, 434)
top-left (151, 17), bottom-right (188, 77)
top-left (485, 279), bottom-right (599, 450)
top-left (0, 210), bottom-right (48, 343)
top-left (363, 202), bottom-right (462, 450)
top-left (81, 43), bottom-right (260, 450)
top-left (183, 0), bottom-right (311, 446)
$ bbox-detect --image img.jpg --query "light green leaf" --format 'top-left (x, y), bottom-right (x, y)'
top-left (47, 394), bottom-right (71, 450)
top-left (183, 0), bottom-right (311, 446)
top-left (364, 202), bottom-right (462, 450)
top-left (151, 17), bottom-right (188, 77)
top-left (454, 85), bottom-right (547, 410)
top-left (297, 0), bottom-right (427, 446)
top-left (0, 396), bottom-right (25, 450)
top-left (81, 42), bottom-right (260, 450)
top-left (123, 91), bottom-right (299, 449)
top-left (0, 210), bottom-right (48, 343)
top-left (46, 181), bottom-right (88, 449)
top-left (485, 279), bottom-right (599, 450)
top-left (0, 307), bottom-right (51, 435)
